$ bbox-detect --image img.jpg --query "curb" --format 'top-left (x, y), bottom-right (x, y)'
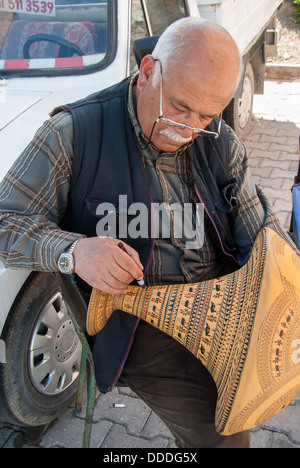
top-left (266, 63), bottom-right (300, 80)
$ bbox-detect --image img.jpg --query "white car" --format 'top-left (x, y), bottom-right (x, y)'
top-left (0, 0), bottom-right (281, 427)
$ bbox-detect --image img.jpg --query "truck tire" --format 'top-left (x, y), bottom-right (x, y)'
top-left (224, 61), bottom-right (255, 139)
top-left (0, 272), bottom-right (82, 427)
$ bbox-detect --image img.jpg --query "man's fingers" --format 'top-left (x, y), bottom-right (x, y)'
top-left (117, 242), bottom-right (144, 270)
top-left (73, 237), bottom-right (144, 292)
top-left (102, 259), bottom-right (136, 287)
top-left (114, 241), bottom-right (144, 282)
top-left (95, 277), bottom-right (128, 295)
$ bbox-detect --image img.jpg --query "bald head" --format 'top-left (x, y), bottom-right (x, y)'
top-left (152, 17), bottom-right (241, 104)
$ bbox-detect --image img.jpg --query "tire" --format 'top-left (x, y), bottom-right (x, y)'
top-left (224, 61), bottom-right (255, 140)
top-left (0, 272), bottom-right (82, 427)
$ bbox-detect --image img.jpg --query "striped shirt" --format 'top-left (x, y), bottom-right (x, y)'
top-left (127, 76), bottom-right (224, 284)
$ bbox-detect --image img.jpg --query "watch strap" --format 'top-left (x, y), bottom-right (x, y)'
top-left (65, 239), bottom-right (79, 255)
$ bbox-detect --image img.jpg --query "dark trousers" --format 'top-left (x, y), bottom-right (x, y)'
top-left (120, 320), bottom-right (250, 448)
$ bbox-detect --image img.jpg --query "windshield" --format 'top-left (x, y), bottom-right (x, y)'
top-left (0, 0), bottom-right (112, 73)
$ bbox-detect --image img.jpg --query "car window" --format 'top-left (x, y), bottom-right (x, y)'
top-left (130, 0), bottom-right (187, 73)
top-left (145, 0), bottom-right (187, 35)
top-left (0, 0), bottom-right (112, 73)
top-left (130, 0), bottom-right (148, 73)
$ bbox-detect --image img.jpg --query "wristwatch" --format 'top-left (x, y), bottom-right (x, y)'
top-left (58, 240), bottom-right (79, 275)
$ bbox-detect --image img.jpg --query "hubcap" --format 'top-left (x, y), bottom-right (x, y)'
top-left (238, 75), bottom-right (253, 129)
top-left (29, 292), bottom-right (82, 396)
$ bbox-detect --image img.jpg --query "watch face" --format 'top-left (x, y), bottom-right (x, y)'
top-left (58, 254), bottom-right (73, 273)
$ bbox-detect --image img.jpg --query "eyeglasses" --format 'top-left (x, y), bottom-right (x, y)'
top-left (155, 59), bottom-right (222, 139)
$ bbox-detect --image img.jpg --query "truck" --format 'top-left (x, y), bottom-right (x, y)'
top-left (0, 0), bottom-right (282, 428)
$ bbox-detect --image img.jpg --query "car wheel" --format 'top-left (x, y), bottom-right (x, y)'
top-left (224, 61), bottom-right (255, 139)
top-left (0, 272), bottom-right (82, 427)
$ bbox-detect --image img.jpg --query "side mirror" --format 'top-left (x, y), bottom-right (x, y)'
top-left (133, 35), bottom-right (160, 67)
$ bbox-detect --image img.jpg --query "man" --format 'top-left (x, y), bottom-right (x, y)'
top-left (0, 18), bottom-right (290, 447)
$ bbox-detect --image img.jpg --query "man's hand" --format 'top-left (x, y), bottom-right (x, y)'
top-left (73, 237), bottom-right (144, 294)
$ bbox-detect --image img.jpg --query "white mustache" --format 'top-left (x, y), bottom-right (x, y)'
top-left (159, 129), bottom-right (193, 144)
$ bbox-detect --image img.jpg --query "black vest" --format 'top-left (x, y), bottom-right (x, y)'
top-left (57, 77), bottom-right (238, 391)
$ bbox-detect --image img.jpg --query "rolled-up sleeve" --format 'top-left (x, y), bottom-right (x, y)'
top-left (0, 111), bottom-right (84, 271)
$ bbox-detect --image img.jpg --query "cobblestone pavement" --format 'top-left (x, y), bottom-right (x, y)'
top-left (1, 78), bottom-right (300, 449)
top-left (243, 78), bottom-right (300, 449)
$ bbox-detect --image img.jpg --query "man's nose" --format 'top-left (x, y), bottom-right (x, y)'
top-left (177, 124), bottom-right (194, 139)
top-left (180, 112), bottom-right (207, 133)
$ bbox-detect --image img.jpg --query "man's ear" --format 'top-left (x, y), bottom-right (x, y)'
top-left (136, 54), bottom-right (156, 92)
